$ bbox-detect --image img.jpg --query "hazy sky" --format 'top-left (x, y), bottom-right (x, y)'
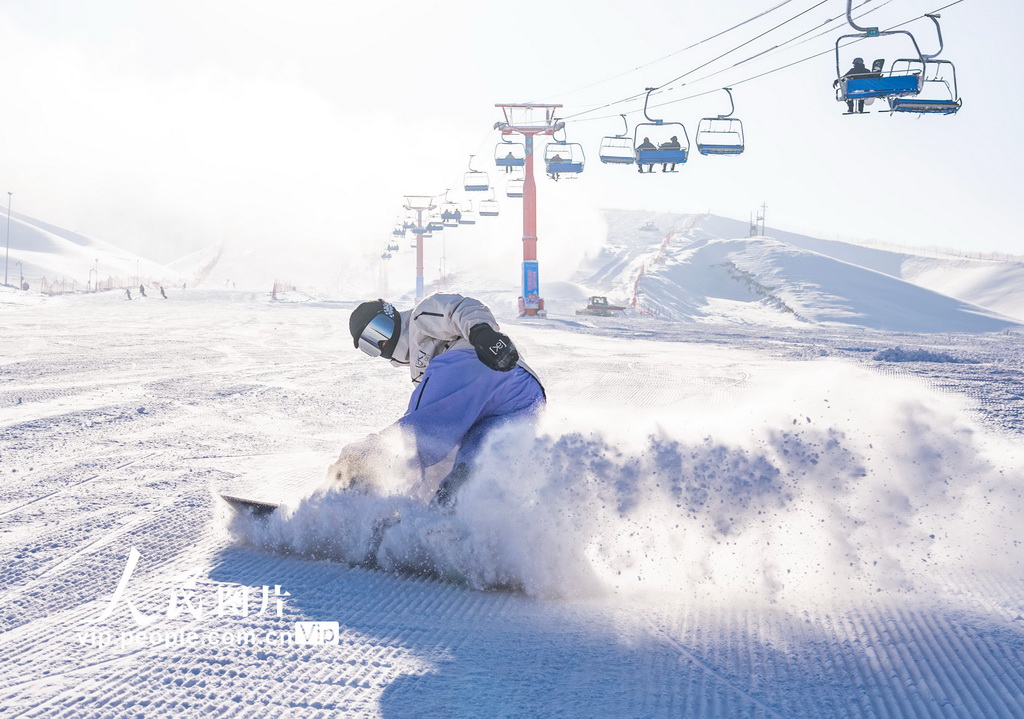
top-left (1, 0), bottom-right (1019, 269)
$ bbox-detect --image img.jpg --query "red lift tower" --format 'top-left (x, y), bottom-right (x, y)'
top-left (494, 104), bottom-right (563, 317)
top-left (403, 195), bottom-right (436, 302)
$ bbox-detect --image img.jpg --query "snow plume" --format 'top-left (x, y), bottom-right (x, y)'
top-left (229, 361), bottom-right (1023, 604)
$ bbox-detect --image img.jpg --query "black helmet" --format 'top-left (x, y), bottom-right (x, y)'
top-left (350, 300), bottom-right (400, 358)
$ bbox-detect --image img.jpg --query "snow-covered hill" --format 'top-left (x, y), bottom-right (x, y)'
top-left (1, 211), bottom-right (179, 290)
top-left (574, 211), bottom-right (1023, 331)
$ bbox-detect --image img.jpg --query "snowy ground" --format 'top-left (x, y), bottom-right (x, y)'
top-left (2, 283), bottom-right (1024, 717)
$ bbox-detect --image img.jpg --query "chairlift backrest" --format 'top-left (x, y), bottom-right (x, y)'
top-left (494, 141), bottom-right (526, 167)
top-left (544, 141), bottom-right (585, 174)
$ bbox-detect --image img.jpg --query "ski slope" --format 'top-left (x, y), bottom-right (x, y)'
top-left (2, 215), bottom-right (1024, 717)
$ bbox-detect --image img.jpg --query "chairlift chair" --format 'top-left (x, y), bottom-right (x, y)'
top-left (440, 201), bottom-right (462, 227)
top-left (458, 202), bottom-right (477, 225)
top-left (494, 141), bottom-right (526, 168)
top-left (885, 16), bottom-right (961, 114)
top-left (886, 58), bottom-right (960, 114)
top-left (599, 115), bottom-right (636, 165)
top-left (463, 155), bottom-right (490, 192)
top-left (834, 0), bottom-right (924, 106)
top-left (479, 191), bottom-right (499, 217)
top-left (506, 177), bottom-right (524, 198)
top-left (633, 88), bottom-right (690, 172)
top-left (544, 127), bottom-right (585, 179)
top-left (695, 88), bottom-right (745, 156)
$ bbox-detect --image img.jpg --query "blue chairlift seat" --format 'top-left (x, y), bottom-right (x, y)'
top-left (637, 148), bottom-right (687, 166)
top-left (479, 200), bottom-right (499, 217)
top-left (506, 179), bottom-right (524, 198)
top-left (546, 160), bottom-right (584, 174)
top-left (697, 143), bottom-right (743, 156)
top-left (411, 227), bottom-right (428, 235)
top-left (494, 142), bottom-right (526, 168)
top-left (889, 96), bottom-right (961, 114)
top-left (842, 74), bottom-right (920, 99)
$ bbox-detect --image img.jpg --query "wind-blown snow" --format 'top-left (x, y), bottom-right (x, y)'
top-left (231, 358), bottom-right (1022, 606)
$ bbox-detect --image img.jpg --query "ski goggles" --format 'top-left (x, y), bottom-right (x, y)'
top-left (356, 305), bottom-right (397, 357)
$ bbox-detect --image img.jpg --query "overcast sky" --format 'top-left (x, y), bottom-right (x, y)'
top-left (1, 0), bottom-right (1019, 270)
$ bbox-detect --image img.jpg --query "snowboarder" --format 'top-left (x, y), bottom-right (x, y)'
top-left (658, 135), bottom-right (681, 172)
top-left (635, 137), bottom-right (656, 173)
top-left (125, 288), bottom-right (132, 300)
top-left (139, 284), bottom-right (146, 297)
top-left (160, 286), bottom-right (167, 299)
top-left (835, 57), bottom-right (879, 114)
top-left (331, 293), bottom-right (545, 509)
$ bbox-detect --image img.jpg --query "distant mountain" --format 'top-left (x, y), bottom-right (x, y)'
top-left (574, 211), bottom-right (1022, 332)
top-left (1, 211), bottom-right (178, 290)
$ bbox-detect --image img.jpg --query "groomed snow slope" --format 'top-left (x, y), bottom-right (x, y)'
top-left (2, 284), bottom-right (1024, 718)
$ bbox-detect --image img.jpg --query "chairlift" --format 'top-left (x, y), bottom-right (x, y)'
top-left (834, 0), bottom-right (924, 108)
top-left (696, 88), bottom-right (745, 156)
top-left (506, 177), bottom-right (524, 198)
top-left (458, 202), bottom-right (477, 225)
top-left (392, 226), bottom-right (405, 237)
top-left (479, 191), bottom-right (499, 217)
top-left (599, 115), bottom-right (636, 165)
top-left (886, 15), bottom-right (961, 115)
top-left (494, 140), bottom-right (526, 169)
top-left (387, 243), bottom-right (400, 252)
top-left (437, 189), bottom-right (462, 226)
top-left (633, 88), bottom-right (690, 173)
top-left (544, 121), bottom-right (585, 180)
top-left (463, 155), bottom-right (490, 192)
top-left (380, 251), bottom-right (392, 260)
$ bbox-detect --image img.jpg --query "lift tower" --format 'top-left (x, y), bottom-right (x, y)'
top-left (494, 104), bottom-right (563, 316)
top-left (403, 195), bottom-right (436, 302)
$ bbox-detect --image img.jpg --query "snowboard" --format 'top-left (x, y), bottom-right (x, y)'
top-left (220, 493), bottom-right (280, 517)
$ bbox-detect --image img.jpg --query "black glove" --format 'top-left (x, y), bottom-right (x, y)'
top-left (469, 323), bottom-right (519, 372)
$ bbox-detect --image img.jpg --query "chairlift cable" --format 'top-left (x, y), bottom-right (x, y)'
top-left (541, 0), bottom-right (802, 103)
top-left (563, 0), bottom-right (830, 121)
top-left (571, 0), bottom-right (967, 124)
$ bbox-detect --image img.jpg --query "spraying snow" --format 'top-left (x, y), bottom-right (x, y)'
top-left (230, 358), bottom-right (1023, 606)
